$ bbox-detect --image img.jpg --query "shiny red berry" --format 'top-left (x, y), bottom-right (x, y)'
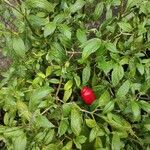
top-left (81, 86), bottom-right (96, 105)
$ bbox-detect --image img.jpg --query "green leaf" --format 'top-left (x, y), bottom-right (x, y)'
top-left (70, 0), bottom-right (86, 13)
top-left (63, 103), bottom-right (72, 117)
top-left (44, 129), bottom-right (55, 145)
top-left (35, 115), bottom-right (55, 128)
top-left (74, 74), bottom-right (81, 87)
top-left (82, 64), bottom-right (91, 85)
top-left (112, 64), bottom-right (124, 86)
top-left (99, 90), bottom-right (111, 107)
top-left (76, 29), bottom-right (87, 43)
top-left (76, 135), bottom-right (87, 144)
top-left (28, 15), bottom-right (48, 27)
top-left (112, 133), bottom-right (121, 150)
top-left (136, 63), bottom-right (144, 75)
top-left (71, 105), bottom-right (82, 136)
top-left (13, 133), bottom-right (27, 150)
top-left (46, 66), bottom-right (52, 77)
top-left (44, 22), bottom-right (56, 37)
top-left (85, 119), bottom-right (97, 128)
top-left (118, 22), bottom-right (133, 32)
top-left (64, 80), bottom-right (73, 91)
top-left (116, 80), bottom-right (130, 98)
top-left (58, 119), bottom-right (68, 137)
top-left (29, 86), bottom-right (53, 110)
top-left (139, 100), bottom-right (150, 113)
top-left (37, 72), bottom-right (46, 78)
top-left (49, 78), bottom-right (60, 84)
top-left (82, 38), bottom-right (101, 59)
top-left (26, 0), bottom-right (55, 12)
top-left (62, 141), bottom-right (73, 150)
top-left (89, 126), bottom-right (99, 142)
top-left (13, 37), bottom-right (26, 58)
top-left (131, 101), bottom-right (141, 122)
top-left (93, 2), bottom-right (104, 20)
top-left (59, 24), bottom-right (71, 40)
top-left (106, 42), bottom-right (118, 53)
top-left (102, 101), bottom-right (114, 114)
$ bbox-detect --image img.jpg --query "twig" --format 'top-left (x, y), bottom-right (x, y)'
top-left (55, 76), bottom-right (63, 101)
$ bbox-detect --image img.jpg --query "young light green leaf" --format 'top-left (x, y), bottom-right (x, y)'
top-left (99, 90), bottom-right (111, 107)
top-left (63, 89), bottom-right (72, 102)
top-left (49, 78), bottom-right (60, 84)
top-left (64, 80), bottom-right (73, 90)
top-left (74, 74), bottom-right (81, 87)
top-left (44, 129), bottom-right (55, 145)
top-left (59, 24), bottom-right (71, 39)
top-left (29, 86), bottom-right (53, 110)
top-left (46, 66), bottom-right (52, 77)
top-left (117, 80), bottom-right (130, 98)
top-left (136, 63), bottom-right (144, 75)
top-left (82, 38), bottom-right (101, 59)
top-left (112, 64), bottom-right (124, 86)
top-left (71, 106), bottom-right (82, 136)
top-left (13, 133), bottom-right (27, 150)
top-left (76, 29), bottom-right (87, 43)
top-left (44, 22), bottom-right (56, 37)
top-left (131, 101), bottom-right (141, 122)
top-left (26, 0), bottom-right (55, 12)
top-left (13, 37), bottom-right (26, 58)
top-left (139, 100), bottom-right (150, 113)
top-left (102, 101), bottom-right (114, 114)
top-left (62, 141), bottom-right (73, 150)
top-left (58, 119), bottom-right (69, 137)
top-left (89, 126), bottom-right (99, 142)
top-left (85, 119), bottom-right (97, 128)
top-left (93, 2), bottom-right (104, 20)
top-left (106, 42), bottom-right (118, 53)
top-left (76, 135), bottom-right (87, 144)
top-left (82, 64), bottom-right (91, 85)
top-left (112, 133), bottom-right (121, 150)
top-left (70, 0), bottom-right (86, 13)
top-left (118, 22), bottom-right (133, 32)
top-left (35, 115), bottom-right (55, 128)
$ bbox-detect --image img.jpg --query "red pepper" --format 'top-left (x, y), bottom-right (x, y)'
top-left (81, 86), bottom-right (96, 105)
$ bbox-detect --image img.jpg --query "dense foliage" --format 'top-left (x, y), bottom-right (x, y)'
top-left (0, 0), bottom-right (150, 149)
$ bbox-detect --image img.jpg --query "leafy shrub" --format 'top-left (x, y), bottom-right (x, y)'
top-left (0, 0), bottom-right (150, 149)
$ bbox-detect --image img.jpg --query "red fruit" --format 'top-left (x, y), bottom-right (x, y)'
top-left (81, 86), bottom-right (96, 105)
